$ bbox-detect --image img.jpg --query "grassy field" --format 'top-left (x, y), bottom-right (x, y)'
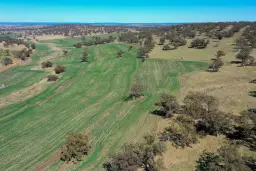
top-left (0, 37), bottom-right (207, 171)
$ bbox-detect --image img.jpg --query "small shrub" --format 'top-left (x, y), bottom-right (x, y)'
top-left (63, 50), bottom-right (68, 55)
top-left (54, 65), bottom-right (66, 74)
top-left (2, 57), bottom-right (13, 66)
top-left (128, 45), bottom-right (133, 51)
top-left (74, 42), bottom-right (82, 48)
top-left (215, 50), bottom-right (225, 58)
top-left (208, 58), bottom-right (223, 72)
top-left (81, 56), bottom-right (88, 62)
top-left (42, 61), bottom-right (53, 68)
top-left (117, 50), bottom-right (124, 57)
top-left (60, 133), bottom-right (90, 163)
top-left (162, 44), bottom-right (175, 51)
top-left (47, 75), bottom-right (58, 82)
top-left (129, 84), bottom-right (144, 100)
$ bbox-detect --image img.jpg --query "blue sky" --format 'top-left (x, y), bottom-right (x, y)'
top-left (0, 0), bottom-right (256, 23)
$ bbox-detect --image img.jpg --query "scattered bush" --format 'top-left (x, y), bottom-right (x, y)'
top-left (128, 45), bottom-right (133, 51)
top-left (47, 75), bottom-right (58, 82)
top-left (60, 133), bottom-right (90, 163)
top-left (54, 65), bottom-right (66, 74)
top-left (2, 57), bottom-right (13, 66)
top-left (42, 61), bottom-right (53, 68)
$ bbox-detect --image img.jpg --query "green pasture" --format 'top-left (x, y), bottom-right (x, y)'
top-left (0, 38), bottom-right (207, 171)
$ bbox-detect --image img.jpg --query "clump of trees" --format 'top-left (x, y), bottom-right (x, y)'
top-left (129, 84), bottom-right (144, 100)
top-left (103, 135), bottom-right (166, 171)
top-left (236, 47), bottom-right (255, 66)
top-left (208, 50), bottom-right (225, 72)
top-left (158, 37), bottom-right (165, 45)
top-left (196, 145), bottom-right (252, 171)
top-left (2, 57), bottom-right (13, 66)
top-left (189, 38), bottom-right (209, 49)
top-left (159, 115), bottom-right (198, 148)
top-left (47, 75), bottom-right (58, 82)
top-left (128, 45), bottom-right (133, 51)
top-left (41, 61), bottom-right (53, 68)
top-left (54, 65), bottom-right (66, 74)
top-left (226, 110), bottom-right (256, 151)
top-left (154, 94), bottom-right (180, 118)
top-left (16, 48), bottom-right (33, 60)
top-left (60, 133), bottom-right (90, 163)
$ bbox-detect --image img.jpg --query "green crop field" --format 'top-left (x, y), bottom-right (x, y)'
top-left (0, 37), bottom-right (207, 171)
